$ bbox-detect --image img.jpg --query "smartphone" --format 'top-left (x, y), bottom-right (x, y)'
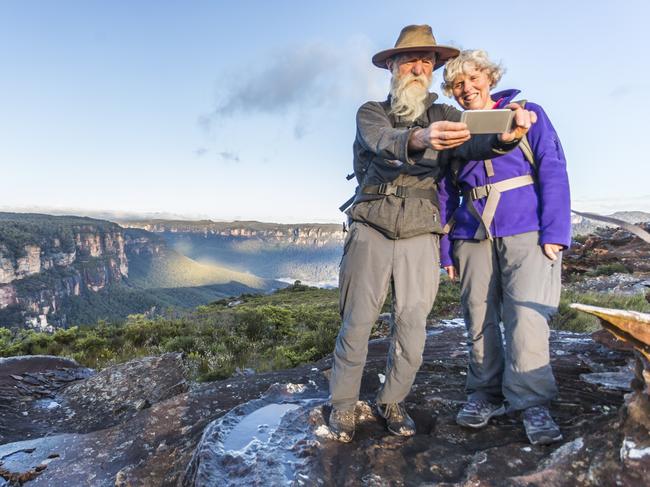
top-left (460, 109), bottom-right (514, 134)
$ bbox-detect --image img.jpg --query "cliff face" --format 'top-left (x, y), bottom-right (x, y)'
top-left (124, 220), bottom-right (345, 248)
top-left (122, 228), bottom-right (165, 258)
top-left (0, 215), bottom-right (131, 330)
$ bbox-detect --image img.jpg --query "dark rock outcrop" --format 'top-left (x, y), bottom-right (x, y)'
top-left (1, 320), bottom-right (646, 486)
top-left (566, 223), bottom-right (650, 276)
top-left (571, 304), bottom-right (650, 481)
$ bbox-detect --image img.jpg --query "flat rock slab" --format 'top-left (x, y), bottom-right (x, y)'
top-left (60, 352), bottom-right (190, 433)
top-left (0, 324), bottom-right (644, 486)
top-left (0, 355), bottom-right (93, 444)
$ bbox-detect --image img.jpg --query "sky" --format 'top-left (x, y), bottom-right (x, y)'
top-left (1, 0), bottom-right (649, 223)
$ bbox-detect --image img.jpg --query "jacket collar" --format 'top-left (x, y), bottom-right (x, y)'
top-left (491, 89), bottom-right (521, 107)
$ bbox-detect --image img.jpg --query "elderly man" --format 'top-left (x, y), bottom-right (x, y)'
top-left (328, 24), bottom-right (537, 442)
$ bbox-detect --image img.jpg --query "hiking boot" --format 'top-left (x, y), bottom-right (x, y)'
top-left (376, 402), bottom-right (416, 437)
top-left (329, 407), bottom-right (355, 443)
top-left (523, 406), bottom-right (563, 445)
top-left (456, 399), bottom-right (506, 429)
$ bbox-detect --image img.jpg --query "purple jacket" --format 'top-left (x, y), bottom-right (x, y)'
top-left (438, 89), bottom-right (571, 267)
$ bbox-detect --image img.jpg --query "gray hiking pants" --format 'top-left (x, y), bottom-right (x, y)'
top-left (329, 222), bottom-right (440, 410)
top-left (454, 231), bottom-right (561, 411)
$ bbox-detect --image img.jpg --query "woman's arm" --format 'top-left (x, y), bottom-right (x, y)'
top-left (526, 103), bottom-right (572, 249)
top-left (438, 166), bottom-right (461, 271)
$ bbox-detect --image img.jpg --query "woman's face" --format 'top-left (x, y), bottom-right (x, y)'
top-left (451, 64), bottom-right (493, 110)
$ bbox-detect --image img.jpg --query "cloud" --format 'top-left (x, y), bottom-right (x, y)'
top-left (194, 147), bottom-right (208, 158)
top-left (200, 37), bottom-right (387, 133)
top-left (212, 43), bottom-right (339, 117)
top-left (217, 151), bottom-right (240, 162)
top-left (194, 36), bottom-right (390, 162)
top-left (608, 84), bottom-right (642, 97)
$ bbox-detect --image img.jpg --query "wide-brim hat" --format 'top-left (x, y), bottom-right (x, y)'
top-left (372, 24), bottom-right (460, 71)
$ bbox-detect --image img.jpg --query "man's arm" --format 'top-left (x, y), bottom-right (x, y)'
top-left (408, 121), bottom-right (471, 152)
top-left (356, 102), bottom-right (420, 165)
top-left (356, 101), bottom-right (472, 165)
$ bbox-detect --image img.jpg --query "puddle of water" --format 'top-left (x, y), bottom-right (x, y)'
top-left (222, 403), bottom-right (300, 452)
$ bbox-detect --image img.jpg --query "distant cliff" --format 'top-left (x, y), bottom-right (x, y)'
top-left (123, 220), bottom-right (345, 247)
top-left (0, 214), bottom-right (273, 330)
top-left (572, 211), bottom-right (650, 236)
top-left (122, 220), bottom-right (345, 285)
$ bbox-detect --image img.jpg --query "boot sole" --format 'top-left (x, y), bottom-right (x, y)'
top-left (386, 425), bottom-right (416, 437)
top-left (527, 432), bottom-right (563, 445)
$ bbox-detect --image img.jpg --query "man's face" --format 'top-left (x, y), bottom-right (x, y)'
top-left (387, 52), bottom-right (435, 122)
top-left (391, 52), bottom-right (434, 86)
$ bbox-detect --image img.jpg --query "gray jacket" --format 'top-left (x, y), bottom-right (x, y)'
top-left (347, 92), bottom-right (517, 239)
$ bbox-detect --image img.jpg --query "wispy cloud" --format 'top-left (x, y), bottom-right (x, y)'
top-left (608, 84), bottom-right (642, 97)
top-left (217, 151), bottom-right (240, 162)
top-left (194, 147), bottom-right (208, 158)
top-left (199, 37), bottom-right (387, 139)
top-left (212, 44), bottom-right (339, 117)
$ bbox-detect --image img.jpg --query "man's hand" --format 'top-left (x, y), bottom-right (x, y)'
top-left (498, 103), bottom-right (538, 143)
top-left (542, 243), bottom-right (563, 261)
top-left (444, 265), bottom-right (457, 281)
top-left (409, 121), bottom-right (471, 151)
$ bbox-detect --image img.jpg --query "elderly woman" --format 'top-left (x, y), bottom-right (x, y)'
top-left (437, 50), bottom-right (571, 445)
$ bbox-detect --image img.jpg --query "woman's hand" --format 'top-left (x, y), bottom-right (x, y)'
top-left (444, 265), bottom-right (458, 281)
top-left (542, 243), bottom-right (563, 261)
top-left (498, 103), bottom-right (538, 143)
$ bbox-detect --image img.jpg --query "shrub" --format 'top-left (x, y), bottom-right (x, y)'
top-left (586, 262), bottom-right (630, 277)
top-left (550, 290), bottom-right (650, 332)
top-left (163, 336), bottom-right (197, 353)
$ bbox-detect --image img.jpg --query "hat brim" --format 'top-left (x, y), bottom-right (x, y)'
top-left (372, 45), bottom-right (460, 71)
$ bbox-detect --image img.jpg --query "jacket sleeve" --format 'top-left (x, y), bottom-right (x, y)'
top-left (437, 166), bottom-right (460, 267)
top-left (355, 102), bottom-right (420, 166)
top-left (526, 103), bottom-right (571, 248)
top-left (451, 133), bottom-right (521, 162)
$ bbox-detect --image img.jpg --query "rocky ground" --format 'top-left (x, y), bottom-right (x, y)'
top-left (564, 223), bottom-right (650, 295)
top-left (0, 318), bottom-right (646, 486)
top-left (2, 223), bottom-right (649, 486)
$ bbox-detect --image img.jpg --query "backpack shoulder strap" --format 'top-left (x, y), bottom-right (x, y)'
top-left (519, 134), bottom-right (535, 169)
top-left (512, 99), bottom-right (536, 170)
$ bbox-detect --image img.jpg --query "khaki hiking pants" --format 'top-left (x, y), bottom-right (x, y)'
top-left (453, 231), bottom-right (561, 411)
top-left (329, 222), bottom-right (440, 410)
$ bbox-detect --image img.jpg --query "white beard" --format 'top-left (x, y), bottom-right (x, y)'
top-left (389, 70), bottom-right (432, 122)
